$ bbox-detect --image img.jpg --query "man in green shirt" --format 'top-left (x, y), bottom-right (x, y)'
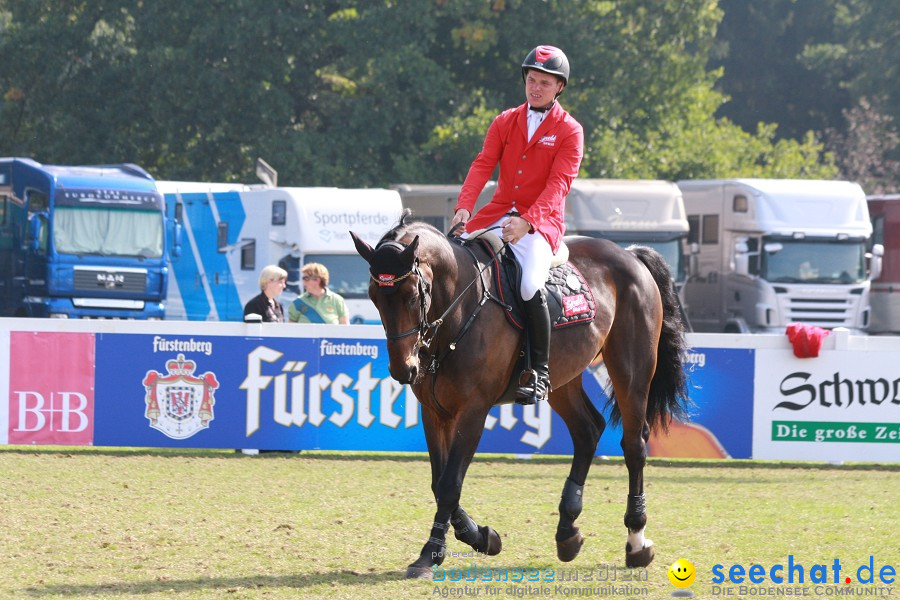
top-left (288, 263), bottom-right (349, 324)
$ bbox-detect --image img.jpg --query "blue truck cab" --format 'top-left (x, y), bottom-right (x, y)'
top-left (0, 157), bottom-right (170, 319)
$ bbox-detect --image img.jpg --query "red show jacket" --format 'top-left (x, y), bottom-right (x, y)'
top-left (455, 101), bottom-right (584, 253)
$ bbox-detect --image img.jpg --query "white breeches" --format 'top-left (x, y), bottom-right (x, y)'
top-left (478, 216), bottom-right (553, 301)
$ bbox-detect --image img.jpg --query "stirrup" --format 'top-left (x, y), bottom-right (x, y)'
top-left (515, 370), bottom-right (548, 405)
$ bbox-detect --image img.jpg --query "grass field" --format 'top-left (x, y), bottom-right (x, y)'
top-left (0, 448), bottom-right (897, 600)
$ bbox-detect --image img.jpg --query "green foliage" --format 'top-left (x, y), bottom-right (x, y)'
top-left (586, 83), bottom-right (837, 181)
top-left (711, 0), bottom-right (898, 191)
top-left (711, 0), bottom-right (852, 141)
top-left (826, 98), bottom-right (900, 195)
top-left (0, 0), bottom-right (860, 186)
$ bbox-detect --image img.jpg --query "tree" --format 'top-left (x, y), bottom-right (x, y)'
top-left (0, 0), bottom-right (838, 186)
top-left (709, 0), bottom-right (898, 190)
top-left (826, 98), bottom-right (899, 194)
top-left (710, 0), bottom-right (852, 142)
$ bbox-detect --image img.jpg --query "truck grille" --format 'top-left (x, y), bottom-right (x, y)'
top-left (780, 296), bottom-right (860, 328)
top-left (74, 267), bottom-right (147, 293)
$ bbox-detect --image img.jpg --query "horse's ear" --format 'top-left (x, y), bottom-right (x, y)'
top-left (400, 235), bottom-right (420, 265)
top-left (351, 231), bottom-right (374, 263)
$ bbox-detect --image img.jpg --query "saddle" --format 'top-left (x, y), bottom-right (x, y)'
top-left (456, 230), bottom-right (597, 405)
top-left (466, 230), bottom-right (597, 331)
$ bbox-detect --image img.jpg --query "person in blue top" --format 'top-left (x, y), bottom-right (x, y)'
top-left (288, 263), bottom-right (349, 324)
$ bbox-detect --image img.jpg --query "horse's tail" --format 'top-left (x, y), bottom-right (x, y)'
top-left (626, 245), bottom-right (691, 432)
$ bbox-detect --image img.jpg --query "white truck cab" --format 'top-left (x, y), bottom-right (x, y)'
top-left (678, 179), bottom-right (881, 333)
top-left (158, 181), bottom-right (403, 323)
top-left (565, 179), bottom-right (689, 287)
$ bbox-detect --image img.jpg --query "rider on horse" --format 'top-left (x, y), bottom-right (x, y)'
top-left (451, 45), bottom-right (584, 405)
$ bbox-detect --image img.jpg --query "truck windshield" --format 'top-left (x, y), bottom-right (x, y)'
top-left (53, 206), bottom-right (164, 258)
top-left (611, 239), bottom-right (685, 283)
top-left (305, 253), bottom-right (371, 299)
top-left (762, 238), bottom-right (866, 284)
top-left (578, 232), bottom-right (686, 283)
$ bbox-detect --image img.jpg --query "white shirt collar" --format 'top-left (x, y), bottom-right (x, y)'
top-left (527, 108), bottom-right (546, 142)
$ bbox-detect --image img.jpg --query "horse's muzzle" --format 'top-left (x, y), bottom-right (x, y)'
top-left (389, 355), bottom-right (421, 385)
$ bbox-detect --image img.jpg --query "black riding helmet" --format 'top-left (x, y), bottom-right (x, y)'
top-left (521, 45), bottom-right (570, 87)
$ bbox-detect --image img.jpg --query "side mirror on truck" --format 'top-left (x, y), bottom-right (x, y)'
top-left (27, 213), bottom-right (47, 251)
top-left (172, 220), bottom-right (183, 258)
top-left (868, 243), bottom-right (884, 281)
top-left (734, 241), bottom-right (749, 275)
top-left (688, 242), bottom-right (699, 279)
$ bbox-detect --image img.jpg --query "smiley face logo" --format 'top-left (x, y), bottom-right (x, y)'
top-left (668, 558), bottom-right (697, 588)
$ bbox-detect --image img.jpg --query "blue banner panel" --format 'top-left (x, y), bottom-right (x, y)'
top-left (684, 347), bottom-right (754, 459)
top-left (565, 347), bottom-right (754, 459)
top-left (643, 347), bottom-right (754, 459)
top-left (94, 334), bottom-right (422, 450)
top-left (92, 334), bottom-right (752, 457)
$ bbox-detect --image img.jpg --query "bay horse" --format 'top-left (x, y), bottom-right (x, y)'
top-left (351, 210), bottom-right (689, 579)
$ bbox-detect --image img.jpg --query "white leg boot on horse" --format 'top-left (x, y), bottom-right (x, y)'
top-left (516, 289), bottom-right (551, 405)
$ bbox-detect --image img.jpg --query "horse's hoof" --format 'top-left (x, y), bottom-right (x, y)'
top-left (479, 525), bottom-right (502, 556)
top-left (556, 528), bottom-right (584, 562)
top-left (405, 565), bottom-right (434, 579)
top-left (625, 543), bottom-right (655, 568)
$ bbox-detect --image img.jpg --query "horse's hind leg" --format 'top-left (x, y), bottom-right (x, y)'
top-left (604, 345), bottom-right (657, 568)
top-left (621, 418), bottom-right (654, 568)
top-left (548, 379), bottom-right (607, 562)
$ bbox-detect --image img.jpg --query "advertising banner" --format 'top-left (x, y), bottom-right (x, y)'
top-left (753, 348), bottom-right (900, 461)
top-left (93, 333), bottom-right (560, 453)
top-left (6, 319), bottom-right (891, 462)
top-left (581, 347), bottom-right (755, 460)
top-left (0, 327), bottom-right (753, 457)
top-left (8, 331), bottom-right (95, 445)
top-left (648, 347), bottom-right (754, 459)
top-left (0, 329), bottom-right (8, 445)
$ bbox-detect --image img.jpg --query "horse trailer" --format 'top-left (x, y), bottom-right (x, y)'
top-left (158, 181), bottom-right (403, 323)
top-left (867, 194), bottom-right (900, 334)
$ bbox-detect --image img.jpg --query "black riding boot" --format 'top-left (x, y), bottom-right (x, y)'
top-left (516, 289), bottom-right (551, 405)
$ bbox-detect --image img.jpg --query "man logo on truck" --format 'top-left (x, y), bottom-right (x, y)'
top-left (97, 273), bottom-right (125, 288)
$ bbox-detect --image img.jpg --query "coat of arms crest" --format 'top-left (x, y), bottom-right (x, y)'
top-left (142, 354), bottom-right (219, 439)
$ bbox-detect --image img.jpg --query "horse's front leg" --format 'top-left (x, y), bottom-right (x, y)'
top-left (450, 505), bottom-right (502, 557)
top-left (405, 406), bottom-right (452, 579)
top-left (406, 406), bottom-right (498, 578)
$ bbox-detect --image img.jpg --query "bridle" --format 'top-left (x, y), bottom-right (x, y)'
top-left (371, 259), bottom-right (439, 350)
top-left (370, 232), bottom-right (509, 363)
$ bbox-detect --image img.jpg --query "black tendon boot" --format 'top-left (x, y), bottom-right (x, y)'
top-left (516, 289), bottom-right (551, 405)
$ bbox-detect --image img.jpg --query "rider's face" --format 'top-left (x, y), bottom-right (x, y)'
top-left (524, 69), bottom-right (564, 109)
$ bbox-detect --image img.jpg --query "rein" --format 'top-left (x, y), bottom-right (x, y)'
top-left (423, 235), bottom-right (508, 373)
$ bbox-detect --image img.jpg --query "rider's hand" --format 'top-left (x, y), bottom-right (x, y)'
top-left (451, 209), bottom-right (470, 228)
top-left (501, 216), bottom-right (532, 244)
